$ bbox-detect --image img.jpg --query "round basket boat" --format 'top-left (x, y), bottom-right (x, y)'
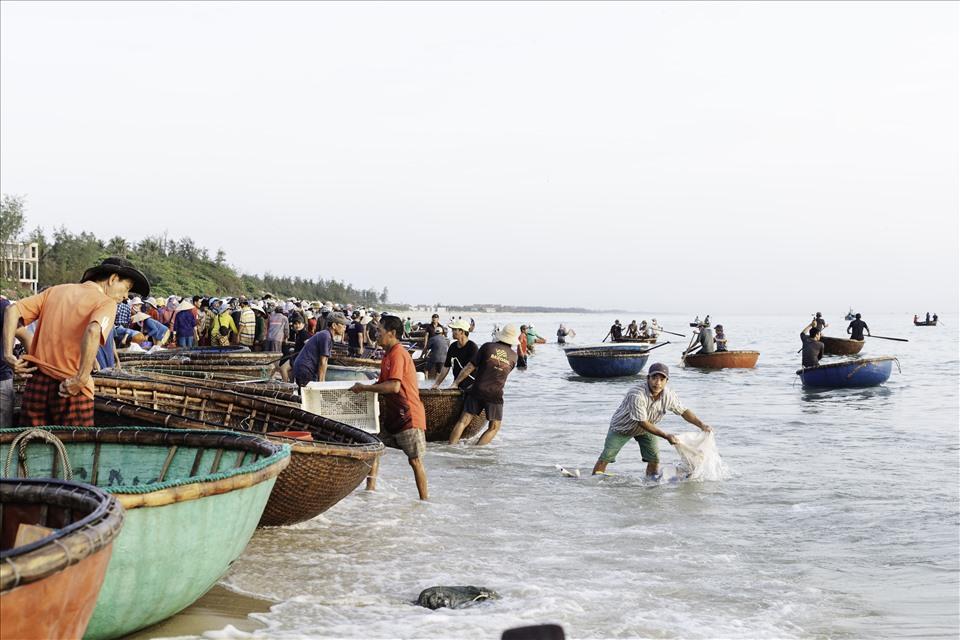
top-left (0, 427), bottom-right (289, 640)
top-left (796, 356), bottom-right (897, 388)
top-left (820, 336), bottom-right (865, 356)
top-left (126, 362), bottom-right (275, 382)
top-left (93, 375), bottom-right (384, 527)
top-left (377, 389), bottom-right (486, 443)
top-left (330, 355), bottom-right (428, 372)
top-left (565, 349), bottom-right (650, 378)
top-left (1, 478), bottom-right (124, 640)
top-left (683, 350), bottom-right (759, 369)
top-left (118, 351), bottom-right (280, 366)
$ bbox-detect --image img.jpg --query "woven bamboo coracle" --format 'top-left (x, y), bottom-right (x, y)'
top-left (118, 351), bottom-right (281, 365)
top-left (93, 376), bottom-right (383, 526)
top-left (1, 478), bottom-right (124, 592)
top-left (0, 478), bottom-right (125, 640)
top-left (378, 388), bottom-right (486, 443)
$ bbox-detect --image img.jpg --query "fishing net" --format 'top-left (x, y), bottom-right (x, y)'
top-left (673, 431), bottom-right (728, 481)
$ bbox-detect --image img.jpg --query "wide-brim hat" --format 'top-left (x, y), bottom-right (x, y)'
top-left (176, 300), bottom-right (195, 312)
top-left (131, 311), bottom-right (150, 323)
top-left (449, 319), bottom-right (471, 332)
top-left (81, 257), bottom-right (150, 297)
top-left (497, 324), bottom-right (520, 346)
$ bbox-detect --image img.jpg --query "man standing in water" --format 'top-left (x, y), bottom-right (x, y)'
top-left (447, 325), bottom-right (519, 445)
top-left (432, 319), bottom-right (478, 390)
top-left (847, 313), bottom-right (871, 341)
top-left (592, 363), bottom-right (712, 479)
top-left (3, 257), bottom-right (150, 427)
top-left (350, 315), bottom-right (428, 500)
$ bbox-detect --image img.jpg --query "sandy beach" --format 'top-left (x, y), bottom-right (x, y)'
top-left (125, 584), bottom-right (273, 640)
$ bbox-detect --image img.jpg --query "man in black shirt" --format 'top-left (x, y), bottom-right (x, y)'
top-left (609, 320), bottom-right (623, 342)
top-left (346, 311), bottom-right (365, 356)
top-left (846, 314), bottom-right (870, 341)
top-left (800, 322), bottom-right (825, 368)
top-left (432, 319), bottom-right (478, 390)
top-left (447, 324), bottom-right (519, 446)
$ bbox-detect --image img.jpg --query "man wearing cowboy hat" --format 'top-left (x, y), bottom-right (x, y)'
top-left (447, 324), bottom-right (520, 446)
top-left (591, 362), bottom-right (713, 479)
top-left (432, 318), bottom-right (478, 390)
top-left (2, 256), bottom-right (150, 427)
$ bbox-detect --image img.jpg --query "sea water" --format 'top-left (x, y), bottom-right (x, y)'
top-left (187, 313), bottom-right (957, 639)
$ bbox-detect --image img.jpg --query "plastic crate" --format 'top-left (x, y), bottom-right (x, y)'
top-left (301, 381), bottom-right (380, 434)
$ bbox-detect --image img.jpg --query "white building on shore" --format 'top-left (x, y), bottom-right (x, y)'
top-left (2, 241), bottom-right (39, 293)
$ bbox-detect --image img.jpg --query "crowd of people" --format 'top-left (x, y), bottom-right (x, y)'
top-left (8, 255), bottom-right (896, 502)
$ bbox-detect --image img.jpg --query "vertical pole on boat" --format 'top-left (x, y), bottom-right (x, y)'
top-left (366, 456), bottom-right (380, 491)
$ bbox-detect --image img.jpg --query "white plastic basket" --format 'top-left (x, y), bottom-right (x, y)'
top-left (301, 381), bottom-right (380, 434)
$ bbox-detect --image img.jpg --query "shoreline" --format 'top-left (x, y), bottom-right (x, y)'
top-left (124, 584), bottom-right (274, 640)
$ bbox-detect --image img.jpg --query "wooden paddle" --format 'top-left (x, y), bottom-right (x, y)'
top-left (657, 328), bottom-right (687, 338)
top-left (867, 334), bottom-right (909, 342)
top-left (601, 331), bottom-right (611, 343)
top-left (640, 341), bottom-right (671, 353)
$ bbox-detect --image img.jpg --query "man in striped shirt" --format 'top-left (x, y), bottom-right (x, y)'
top-left (592, 362), bottom-right (712, 479)
top-left (237, 298), bottom-right (257, 348)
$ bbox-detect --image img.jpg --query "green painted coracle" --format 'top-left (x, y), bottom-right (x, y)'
top-left (0, 427), bottom-right (290, 640)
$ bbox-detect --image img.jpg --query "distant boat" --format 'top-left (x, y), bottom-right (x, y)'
top-left (820, 336), bottom-right (864, 356)
top-left (683, 350), bottom-right (759, 369)
top-left (913, 319), bottom-right (938, 326)
top-left (565, 347), bottom-right (650, 378)
top-left (844, 308), bottom-right (856, 321)
top-left (611, 336), bottom-right (657, 344)
top-left (796, 356), bottom-right (896, 388)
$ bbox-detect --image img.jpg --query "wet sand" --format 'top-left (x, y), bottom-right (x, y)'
top-left (124, 584), bottom-right (274, 639)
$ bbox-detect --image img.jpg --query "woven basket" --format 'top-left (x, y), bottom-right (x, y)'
top-left (378, 388), bottom-right (486, 443)
top-left (92, 376), bottom-right (383, 527)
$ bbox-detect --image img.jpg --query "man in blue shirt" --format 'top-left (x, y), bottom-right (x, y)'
top-left (293, 313), bottom-right (348, 386)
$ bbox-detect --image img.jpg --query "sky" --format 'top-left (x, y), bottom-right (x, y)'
top-left (1, 1), bottom-right (957, 314)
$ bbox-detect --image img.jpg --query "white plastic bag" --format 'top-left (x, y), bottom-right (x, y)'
top-left (673, 431), bottom-right (728, 481)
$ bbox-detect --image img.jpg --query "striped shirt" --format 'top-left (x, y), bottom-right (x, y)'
top-left (238, 308), bottom-right (257, 346)
top-left (609, 383), bottom-right (687, 437)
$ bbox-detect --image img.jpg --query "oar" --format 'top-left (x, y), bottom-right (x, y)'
top-left (640, 341), bottom-right (671, 353)
top-left (657, 328), bottom-right (686, 338)
top-left (868, 334), bottom-right (909, 342)
top-left (601, 331), bottom-right (611, 343)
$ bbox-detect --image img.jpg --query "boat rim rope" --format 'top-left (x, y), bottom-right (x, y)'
top-left (3, 429), bottom-right (74, 481)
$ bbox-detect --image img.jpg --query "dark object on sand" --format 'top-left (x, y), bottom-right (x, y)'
top-left (416, 586), bottom-right (499, 610)
top-left (502, 624), bottom-right (566, 640)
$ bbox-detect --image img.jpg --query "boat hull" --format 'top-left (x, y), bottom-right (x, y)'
top-left (1, 545), bottom-right (114, 640)
top-left (820, 337), bottom-right (864, 356)
top-left (0, 427), bottom-right (289, 640)
top-left (913, 320), bottom-right (937, 326)
top-left (684, 350), bottom-right (759, 369)
top-left (1, 478), bottom-right (124, 640)
top-left (565, 350), bottom-right (650, 378)
top-left (797, 357), bottom-right (895, 388)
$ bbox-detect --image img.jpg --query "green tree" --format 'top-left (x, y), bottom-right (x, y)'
top-left (0, 194), bottom-right (26, 246)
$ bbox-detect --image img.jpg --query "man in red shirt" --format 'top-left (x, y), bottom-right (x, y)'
top-left (350, 314), bottom-right (428, 500)
top-left (3, 257), bottom-right (150, 427)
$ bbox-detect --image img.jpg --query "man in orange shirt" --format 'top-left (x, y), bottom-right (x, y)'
top-left (2, 257), bottom-right (150, 427)
top-left (350, 314), bottom-right (428, 500)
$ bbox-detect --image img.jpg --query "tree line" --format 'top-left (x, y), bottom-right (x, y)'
top-left (0, 194), bottom-right (388, 305)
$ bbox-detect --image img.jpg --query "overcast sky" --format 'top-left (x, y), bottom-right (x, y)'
top-left (1, 1), bottom-right (957, 314)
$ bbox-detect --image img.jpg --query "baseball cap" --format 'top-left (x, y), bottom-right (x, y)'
top-left (648, 362), bottom-right (670, 379)
top-left (328, 312), bottom-right (348, 326)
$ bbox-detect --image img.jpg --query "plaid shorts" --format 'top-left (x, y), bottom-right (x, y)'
top-left (20, 371), bottom-right (95, 428)
top-left (380, 428), bottom-right (427, 460)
